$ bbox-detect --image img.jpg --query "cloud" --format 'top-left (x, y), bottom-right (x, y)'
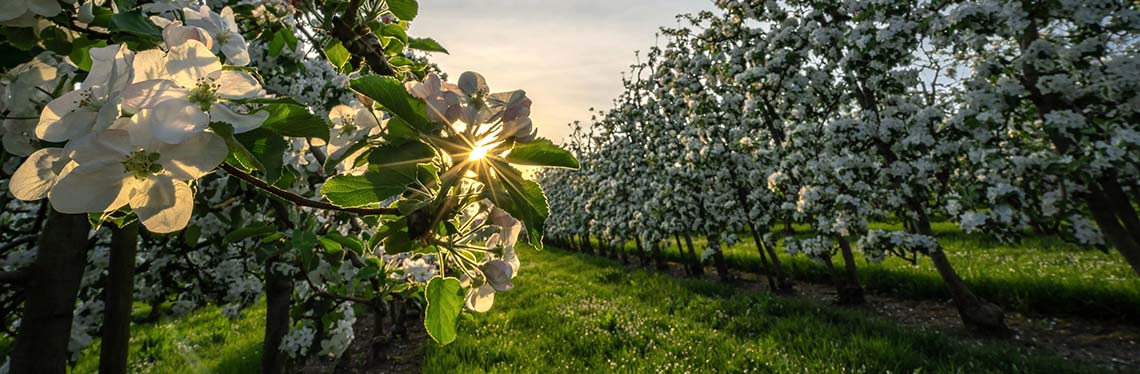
top-left (410, 0), bottom-right (714, 144)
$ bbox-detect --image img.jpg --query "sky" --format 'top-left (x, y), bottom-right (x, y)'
top-left (410, 0), bottom-right (716, 144)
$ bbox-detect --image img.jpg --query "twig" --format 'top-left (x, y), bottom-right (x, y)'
top-left (221, 163), bottom-right (398, 216)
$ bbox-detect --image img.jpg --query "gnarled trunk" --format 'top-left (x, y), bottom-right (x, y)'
top-left (100, 221), bottom-right (139, 374)
top-left (10, 210), bottom-right (91, 374)
top-left (912, 204), bottom-right (1007, 332)
top-left (834, 236), bottom-right (864, 305)
top-left (682, 233), bottom-right (703, 276)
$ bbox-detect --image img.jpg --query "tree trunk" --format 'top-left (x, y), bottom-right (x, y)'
top-left (633, 236), bottom-right (648, 267)
top-left (834, 236), bottom-right (864, 305)
top-left (710, 243), bottom-right (732, 282)
top-left (262, 258), bottom-right (293, 374)
top-left (582, 234), bottom-right (595, 255)
top-left (100, 221), bottom-right (139, 374)
top-left (746, 223), bottom-right (777, 289)
top-left (10, 210), bottom-right (91, 374)
top-left (783, 216), bottom-right (795, 235)
top-left (682, 233), bottom-right (703, 276)
top-left (912, 204), bottom-right (1007, 332)
top-left (652, 242), bottom-right (667, 271)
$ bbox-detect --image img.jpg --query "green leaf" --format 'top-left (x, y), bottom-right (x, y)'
top-left (210, 122), bottom-right (263, 171)
top-left (291, 229), bottom-right (320, 250)
top-left (484, 162), bottom-right (549, 248)
top-left (184, 224), bottom-right (201, 246)
top-left (268, 29), bottom-right (286, 57)
top-left (325, 40), bottom-right (350, 69)
top-left (235, 129), bottom-right (289, 184)
top-left (4, 27), bottom-right (38, 51)
top-left (109, 11), bottom-right (162, 41)
top-left (258, 104), bottom-right (330, 141)
top-left (387, 0), bottom-right (419, 21)
top-left (424, 276), bottom-right (463, 345)
top-left (69, 37), bottom-right (108, 72)
top-left (224, 224), bottom-right (277, 244)
top-left (320, 141), bottom-right (435, 208)
top-left (350, 75), bottom-right (429, 131)
top-left (408, 37), bottom-right (448, 54)
top-left (40, 27), bottom-right (71, 55)
top-left (505, 138), bottom-right (580, 169)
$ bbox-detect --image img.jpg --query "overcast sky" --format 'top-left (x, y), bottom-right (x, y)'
top-left (410, 1), bottom-right (715, 144)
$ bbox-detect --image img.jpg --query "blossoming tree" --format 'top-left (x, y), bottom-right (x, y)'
top-left (0, 0), bottom-right (577, 372)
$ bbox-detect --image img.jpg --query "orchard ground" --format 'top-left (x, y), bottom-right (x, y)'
top-left (55, 236), bottom-right (1137, 373)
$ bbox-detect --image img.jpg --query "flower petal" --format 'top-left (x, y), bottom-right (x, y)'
top-left (64, 128), bottom-right (133, 168)
top-left (50, 162), bottom-right (132, 213)
top-left (36, 89), bottom-right (84, 142)
top-left (163, 24), bottom-right (214, 50)
top-left (166, 39), bottom-right (221, 89)
top-left (9, 147), bottom-right (66, 200)
top-left (137, 99), bottom-right (210, 144)
top-left (220, 34), bottom-right (250, 67)
top-left (481, 259), bottom-right (514, 292)
top-left (121, 79), bottom-right (190, 113)
top-left (83, 44), bottom-right (133, 91)
top-left (159, 132), bottom-right (227, 180)
top-left (464, 283), bottom-right (495, 313)
top-left (209, 103), bottom-right (267, 133)
top-left (209, 70), bottom-right (262, 99)
top-left (131, 49), bottom-right (169, 84)
top-left (27, 0), bottom-right (62, 18)
top-left (130, 175), bottom-right (193, 233)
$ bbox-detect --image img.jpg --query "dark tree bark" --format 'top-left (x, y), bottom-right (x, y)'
top-left (10, 210), bottom-right (91, 374)
top-left (633, 235), bottom-right (649, 267)
top-left (263, 201), bottom-right (295, 374)
top-left (262, 258), bottom-right (293, 374)
top-left (710, 242), bottom-right (732, 282)
top-left (834, 236), bottom-right (864, 305)
top-left (652, 242), bottom-right (667, 271)
top-left (100, 221), bottom-right (139, 374)
top-left (682, 233), bottom-right (703, 276)
top-left (746, 222), bottom-right (794, 294)
top-left (673, 234), bottom-right (689, 275)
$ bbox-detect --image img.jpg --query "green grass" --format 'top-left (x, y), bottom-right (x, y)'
top-left (65, 246), bottom-right (1120, 373)
top-left (600, 221), bottom-right (1140, 322)
top-left (71, 303), bottom-right (264, 373)
top-left (425, 246), bottom-right (1112, 373)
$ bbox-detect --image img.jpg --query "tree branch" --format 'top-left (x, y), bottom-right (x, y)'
top-left (329, 0), bottom-right (397, 77)
top-left (221, 164), bottom-right (398, 216)
top-left (0, 270), bottom-right (29, 285)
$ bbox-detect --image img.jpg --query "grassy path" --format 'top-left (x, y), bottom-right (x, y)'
top-left (602, 222), bottom-right (1140, 322)
top-left (423, 246), bottom-right (1111, 373)
top-left (66, 244), bottom-right (1119, 373)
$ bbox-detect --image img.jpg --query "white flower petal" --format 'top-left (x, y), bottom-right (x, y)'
top-left (220, 35), bottom-right (250, 67)
top-left (65, 129), bottom-right (133, 168)
top-left (159, 132), bottom-right (227, 180)
top-left (209, 103), bottom-right (268, 133)
top-left (36, 89), bottom-right (84, 142)
top-left (0, 3), bottom-right (27, 22)
top-left (131, 49), bottom-right (169, 84)
top-left (464, 284), bottom-right (495, 313)
top-left (137, 99), bottom-right (210, 144)
top-left (121, 79), bottom-right (190, 113)
top-left (166, 39), bottom-right (221, 89)
top-left (50, 163), bottom-right (132, 213)
top-left (209, 70), bottom-right (262, 99)
top-left (27, 0), bottom-right (62, 18)
top-left (45, 106), bottom-right (98, 143)
top-left (163, 24), bottom-right (214, 50)
top-left (83, 44), bottom-right (133, 91)
top-left (481, 259), bottom-right (514, 292)
top-left (9, 148), bottom-right (66, 200)
top-left (130, 175), bottom-right (193, 233)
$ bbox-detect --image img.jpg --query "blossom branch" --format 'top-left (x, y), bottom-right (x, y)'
top-left (220, 164), bottom-right (398, 216)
